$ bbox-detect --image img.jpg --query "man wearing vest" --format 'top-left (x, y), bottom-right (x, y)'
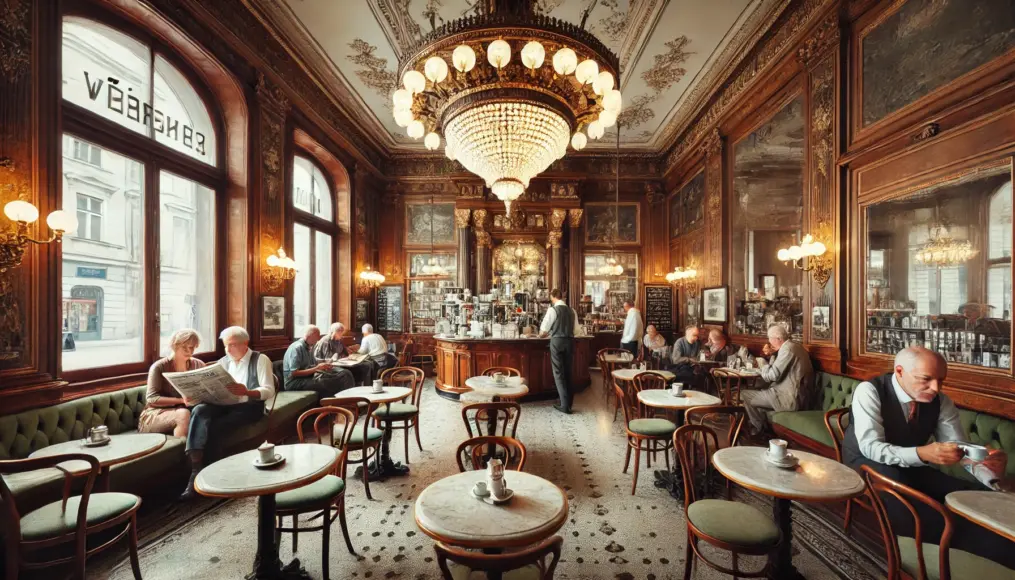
top-left (180, 326), bottom-right (276, 500)
top-left (539, 288), bottom-right (583, 414)
top-left (843, 346), bottom-right (1014, 569)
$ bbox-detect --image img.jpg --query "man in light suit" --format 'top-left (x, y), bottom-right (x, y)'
top-left (740, 324), bottom-right (815, 435)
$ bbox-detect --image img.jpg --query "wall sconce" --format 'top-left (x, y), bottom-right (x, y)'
top-left (777, 233), bottom-right (832, 288)
top-left (359, 266), bottom-right (386, 289)
top-left (264, 248), bottom-right (297, 291)
top-left (1, 200), bottom-right (78, 274)
top-left (665, 265), bottom-right (698, 291)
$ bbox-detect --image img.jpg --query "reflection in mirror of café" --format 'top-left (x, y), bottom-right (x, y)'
top-left (864, 161), bottom-right (1013, 370)
top-left (731, 96), bottom-right (806, 340)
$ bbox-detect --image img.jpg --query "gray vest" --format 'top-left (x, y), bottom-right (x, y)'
top-left (220, 350), bottom-right (266, 392)
top-left (842, 372), bottom-right (940, 468)
top-left (549, 303), bottom-right (574, 339)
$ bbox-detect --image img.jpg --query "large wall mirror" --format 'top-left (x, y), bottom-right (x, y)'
top-left (731, 95), bottom-right (806, 340)
top-left (863, 159), bottom-right (1013, 371)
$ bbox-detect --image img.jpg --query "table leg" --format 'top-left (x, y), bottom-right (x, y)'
top-left (357, 403), bottom-right (410, 480)
top-left (96, 466), bottom-right (112, 493)
top-left (770, 497), bottom-right (805, 580)
top-left (248, 494), bottom-right (312, 580)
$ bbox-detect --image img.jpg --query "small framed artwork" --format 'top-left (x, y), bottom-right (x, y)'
top-left (812, 306), bottom-right (831, 336)
top-left (701, 286), bottom-right (728, 324)
top-left (759, 274), bottom-right (776, 300)
top-left (262, 296), bottom-right (285, 331)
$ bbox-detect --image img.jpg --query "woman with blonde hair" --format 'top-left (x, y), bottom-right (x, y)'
top-left (138, 329), bottom-right (204, 436)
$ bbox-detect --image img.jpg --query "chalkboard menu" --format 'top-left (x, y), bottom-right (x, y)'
top-left (377, 285), bottom-right (404, 333)
top-left (644, 284), bottom-right (674, 336)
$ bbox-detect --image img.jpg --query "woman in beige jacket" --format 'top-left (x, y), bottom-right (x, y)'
top-left (137, 329), bottom-right (204, 437)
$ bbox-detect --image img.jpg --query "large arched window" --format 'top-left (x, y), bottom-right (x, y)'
top-left (292, 155), bottom-right (337, 334)
top-left (988, 182), bottom-right (1013, 319)
top-left (60, 15), bottom-right (223, 375)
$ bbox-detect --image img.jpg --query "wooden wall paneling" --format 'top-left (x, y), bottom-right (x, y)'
top-left (644, 182), bottom-right (668, 284)
top-left (702, 129), bottom-right (724, 292)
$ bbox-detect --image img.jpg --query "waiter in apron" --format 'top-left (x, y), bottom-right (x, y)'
top-left (539, 288), bottom-right (583, 414)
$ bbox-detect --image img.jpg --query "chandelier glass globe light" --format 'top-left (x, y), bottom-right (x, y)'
top-left (392, 0), bottom-right (621, 212)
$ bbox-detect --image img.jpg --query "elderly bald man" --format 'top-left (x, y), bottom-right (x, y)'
top-left (740, 324), bottom-right (815, 434)
top-left (843, 346), bottom-right (1014, 569)
top-left (283, 324), bottom-right (355, 401)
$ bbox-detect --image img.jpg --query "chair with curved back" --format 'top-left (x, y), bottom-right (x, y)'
top-left (275, 407), bottom-right (357, 579)
top-left (461, 401), bottom-right (522, 438)
top-left (322, 395), bottom-right (382, 501)
top-left (632, 371), bottom-right (671, 467)
top-left (434, 535), bottom-right (563, 580)
top-left (825, 407), bottom-right (874, 534)
top-left (674, 424), bottom-right (780, 579)
top-left (456, 436), bottom-right (527, 472)
top-left (614, 381), bottom-right (676, 495)
top-left (396, 339), bottom-right (415, 368)
top-left (685, 405), bottom-right (747, 500)
top-left (598, 347), bottom-right (634, 422)
top-left (372, 366), bottom-right (426, 464)
top-left (860, 465), bottom-right (1013, 580)
top-left (1, 454), bottom-right (143, 580)
top-left (709, 368), bottom-right (757, 405)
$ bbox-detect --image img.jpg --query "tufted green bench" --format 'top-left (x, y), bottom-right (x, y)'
top-left (1, 385), bottom-right (318, 512)
top-left (769, 372), bottom-right (861, 455)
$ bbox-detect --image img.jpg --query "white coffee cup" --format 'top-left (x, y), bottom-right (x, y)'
top-left (88, 425), bottom-right (109, 443)
top-left (258, 441), bottom-right (275, 464)
top-left (473, 481), bottom-right (489, 496)
top-left (372, 379), bottom-right (384, 393)
top-left (672, 382), bottom-right (684, 396)
top-left (960, 443), bottom-right (989, 461)
top-left (493, 372), bottom-right (505, 384)
top-left (768, 439), bottom-right (788, 460)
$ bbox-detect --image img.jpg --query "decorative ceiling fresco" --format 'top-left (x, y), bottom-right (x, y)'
top-left (251, 0), bottom-right (786, 152)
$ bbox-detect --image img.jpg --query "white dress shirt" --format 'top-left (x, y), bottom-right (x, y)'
top-left (643, 333), bottom-right (667, 352)
top-left (621, 308), bottom-right (644, 344)
top-left (850, 374), bottom-right (967, 467)
top-left (360, 333), bottom-right (388, 358)
top-left (220, 349), bottom-right (276, 405)
top-left (539, 301), bottom-right (584, 336)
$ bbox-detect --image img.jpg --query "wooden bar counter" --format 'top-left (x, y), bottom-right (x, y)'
top-left (434, 336), bottom-right (593, 401)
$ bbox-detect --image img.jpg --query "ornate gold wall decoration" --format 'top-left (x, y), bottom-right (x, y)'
top-left (703, 131), bottom-right (724, 287)
top-left (546, 230), bottom-right (563, 249)
top-left (645, 182), bottom-right (664, 206)
top-left (808, 53), bottom-right (837, 342)
top-left (797, 12), bottom-right (839, 67)
top-left (472, 208), bottom-right (489, 230)
top-left (457, 183), bottom-right (485, 198)
top-left (475, 230), bottom-right (492, 248)
top-left (347, 38), bottom-right (397, 100)
top-left (256, 72), bottom-right (290, 298)
top-left (550, 208), bottom-right (568, 231)
top-left (0, 0), bottom-right (30, 80)
top-left (549, 182), bottom-right (579, 199)
top-left (912, 122), bottom-right (941, 142)
top-left (567, 208), bottom-right (583, 228)
top-left (453, 208), bottom-right (471, 229)
top-left (611, 36), bottom-right (694, 134)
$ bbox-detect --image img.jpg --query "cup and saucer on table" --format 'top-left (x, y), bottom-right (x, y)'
top-left (670, 382), bottom-right (686, 398)
top-left (471, 480), bottom-right (514, 504)
top-left (764, 438), bottom-right (799, 469)
top-left (83, 426), bottom-right (111, 447)
top-left (371, 379), bottom-right (385, 394)
top-left (253, 441), bottom-right (285, 469)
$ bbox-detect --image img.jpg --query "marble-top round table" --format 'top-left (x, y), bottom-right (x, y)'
top-left (637, 389), bottom-right (721, 409)
top-left (196, 443), bottom-right (339, 579)
top-left (30, 433), bottom-right (166, 492)
top-left (330, 386), bottom-right (412, 480)
top-left (712, 446), bottom-right (865, 580)
top-left (611, 368), bottom-right (675, 382)
top-left (464, 376), bottom-right (529, 399)
top-left (415, 470), bottom-right (568, 550)
top-left (946, 490), bottom-right (1015, 543)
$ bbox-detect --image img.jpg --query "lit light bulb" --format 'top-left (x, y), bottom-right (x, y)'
top-left (46, 210), bottom-right (78, 234)
top-left (424, 56), bottom-right (449, 83)
top-left (266, 253), bottom-right (280, 267)
top-left (402, 69), bottom-right (426, 94)
top-left (587, 120), bottom-right (605, 140)
top-left (777, 249), bottom-right (790, 262)
top-left (810, 241), bottom-right (826, 257)
top-left (394, 109), bottom-right (415, 127)
top-left (3, 200), bottom-right (39, 223)
top-left (602, 89), bottom-right (622, 113)
top-left (599, 110), bottom-right (617, 128)
top-left (571, 132), bottom-right (587, 151)
top-left (593, 70), bottom-right (614, 95)
top-left (392, 88), bottom-right (412, 109)
top-left (788, 245), bottom-right (803, 261)
top-left (521, 41), bottom-right (545, 70)
top-left (552, 47), bottom-right (578, 75)
top-left (452, 44), bottom-right (476, 72)
top-left (575, 59), bottom-right (599, 84)
top-left (487, 40), bottom-right (511, 69)
top-left (424, 132), bottom-right (441, 150)
top-left (407, 120), bottom-right (425, 139)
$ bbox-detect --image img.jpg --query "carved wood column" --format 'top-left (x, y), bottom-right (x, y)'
top-left (567, 209), bottom-right (583, 306)
top-left (702, 129), bottom-right (724, 289)
top-left (473, 210), bottom-right (491, 293)
top-left (454, 208), bottom-right (471, 290)
top-left (548, 209), bottom-right (567, 292)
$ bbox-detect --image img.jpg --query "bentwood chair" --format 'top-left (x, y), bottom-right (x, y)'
top-left (709, 368), bottom-right (757, 405)
top-left (372, 366), bottom-right (426, 464)
top-left (598, 348), bottom-right (634, 421)
top-left (860, 465), bottom-right (1013, 580)
top-left (323, 396), bottom-right (382, 500)
top-left (685, 405), bottom-right (747, 499)
top-left (275, 407), bottom-right (356, 579)
top-left (674, 424), bottom-right (780, 579)
top-left (462, 401), bottom-right (522, 438)
top-left (434, 535), bottom-right (563, 579)
top-left (614, 383), bottom-right (676, 495)
top-left (456, 436), bottom-right (527, 472)
top-left (1, 454), bottom-right (143, 580)
top-left (632, 371), bottom-right (670, 466)
top-left (825, 407), bottom-right (874, 534)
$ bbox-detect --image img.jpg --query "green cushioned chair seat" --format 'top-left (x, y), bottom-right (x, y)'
top-left (687, 499), bottom-right (780, 547)
top-left (770, 410), bottom-right (834, 447)
top-left (276, 475), bottom-right (345, 511)
top-left (20, 492), bottom-right (139, 541)
top-left (628, 418), bottom-right (677, 437)
top-left (898, 537), bottom-right (1015, 580)
top-left (447, 562), bottom-right (542, 580)
top-left (372, 403), bottom-right (418, 419)
top-left (341, 426), bottom-right (383, 445)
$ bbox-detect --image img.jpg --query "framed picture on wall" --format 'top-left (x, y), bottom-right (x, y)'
top-left (701, 286), bottom-right (728, 324)
top-left (262, 296), bottom-right (284, 331)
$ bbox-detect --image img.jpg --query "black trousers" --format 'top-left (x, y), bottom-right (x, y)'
top-left (854, 458), bottom-right (1015, 569)
top-left (186, 400), bottom-right (265, 456)
top-left (286, 368), bottom-right (355, 402)
top-left (549, 337), bottom-right (574, 411)
top-left (620, 341), bottom-right (639, 358)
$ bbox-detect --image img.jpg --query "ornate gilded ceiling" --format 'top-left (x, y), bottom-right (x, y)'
top-left (248, 0), bottom-right (787, 154)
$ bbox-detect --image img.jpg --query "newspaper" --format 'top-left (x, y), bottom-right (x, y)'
top-left (163, 364), bottom-right (244, 405)
top-left (334, 352), bottom-right (370, 367)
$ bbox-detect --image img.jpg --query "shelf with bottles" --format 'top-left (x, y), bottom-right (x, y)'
top-left (733, 297), bottom-right (803, 340)
top-left (408, 279), bottom-right (457, 334)
top-left (865, 314), bottom-right (1012, 369)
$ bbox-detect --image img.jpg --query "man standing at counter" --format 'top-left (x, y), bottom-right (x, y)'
top-left (539, 288), bottom-right (583, 415)
top-left (620, 301), bottom-right (644, 357)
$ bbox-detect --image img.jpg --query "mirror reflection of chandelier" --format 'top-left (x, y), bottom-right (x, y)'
top-left (597, 255), bottom-right (624, 277)
top-left (915, 225), bottom-right (977, 268)
top-left (493, 241), bottom-right (545, 291)
top-left (392, 0), bottom-right (622, 213)
top-left (420, 195), bottom-right (449, 278)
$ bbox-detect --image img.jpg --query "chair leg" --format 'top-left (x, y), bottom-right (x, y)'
top-left (631, 445), bottom-right (641, 495)
top-left (663, 444), bottom-right (671, 470)
top-left (414, 420), bottom-right (423, 452)
top-left (622, 440), bottom-right (632, 474)
top-left (843, 499), bottom-right (853, 534)
top-left (682, 536), bottom-right (694, 580)
top-left (362, 448), bottom-right (374, 501)
top-left (128, 514), bottom-right (143, 580)
top-left (275, 516), bottom-right (282, 549)
top-left (5, 537), bottom-right (18, 580)
top-left (292, 515), bottom-right (299, 553)
top-left (732, 551), bottom-right (739, 580)
top-left (322, 509), bottom-right (331, 580)
top-left (403, 423), bottom-right (410, 465)
top-left (338, 498), bottom-right (355, 555)
top-left (647, 440), bottom-right (653, 469)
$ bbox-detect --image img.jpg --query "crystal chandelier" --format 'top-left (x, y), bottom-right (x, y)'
top-left (393, 0), bottom-right (621, 213)
top-left (915, 226), bottom-right (977, 268)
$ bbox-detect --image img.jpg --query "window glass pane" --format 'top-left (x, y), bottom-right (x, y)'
top-left (312, 166), bottom-right (332, 221)
top-left (292, 156), bottom-right (332, 220)
top-left (989, 265), bottom-right (1012, 320)
top-left (315, 232), bottom-right (332, 329)
top-left (293, 223), bottom-right (312, 335)
top-left (61, 136), bottom-right (144, 371)
top-left (154, 56), bottom-right (217, 166)
top-left (989, 182), bottom-right (1012, 260)
top-left (582, 253), bottom-right (638, 313)
top-left (62, 17), bottom-right (151, 136)
top-left (158, 171), bottom-right (216, 355)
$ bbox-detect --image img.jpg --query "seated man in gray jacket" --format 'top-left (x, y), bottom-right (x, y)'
top-left (740, 324), bottom-right (814, 435)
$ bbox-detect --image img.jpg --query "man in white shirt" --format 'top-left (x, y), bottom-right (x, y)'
top-left (842, 346), bottom-right (1012, 568)
top-left (620, 301), bottom-right (643, 358)
top-left (181, 326), bottom-right (275, 499)
top-left (539, 289), bottom-right (583, 414)
top-left (359, 324), bottom-right (393, 379)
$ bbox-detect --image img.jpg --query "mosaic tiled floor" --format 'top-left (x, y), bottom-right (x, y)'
top-left (88, 374), bottom-right (841, 580)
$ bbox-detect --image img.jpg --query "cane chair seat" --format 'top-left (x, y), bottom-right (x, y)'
top-left (687, 499), bottom-right (780, 547)
top-left (20, 493), bottom-right (140, 542)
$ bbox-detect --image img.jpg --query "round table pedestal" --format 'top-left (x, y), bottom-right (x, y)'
top-left (355, 401), bottom-right (410, 480)
top-left (249, 494), bottom-right (313, 580)
top-left (771, 497), bottom-right (805, 580)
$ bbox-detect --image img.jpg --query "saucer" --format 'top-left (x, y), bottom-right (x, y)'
top-left (253, 454), bottom-right (285, 468)
top-left (670, 391), bottom-right (687, 398)
top-left (471, 486), bottom-right (491, 499)
top-left (83, 438), bottom-right (111, 448)
top-left (764, 452), bottom-right (799, 469)
top-left (489, 489), bottom-right (514, 504)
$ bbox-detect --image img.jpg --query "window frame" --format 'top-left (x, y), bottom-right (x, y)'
top-left (60, 6), bottom-right (228, 382)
